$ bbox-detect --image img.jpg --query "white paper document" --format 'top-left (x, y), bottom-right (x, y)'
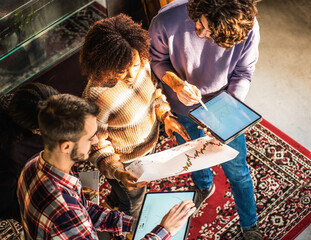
top-left (125, 136), bottom-right (239, 182)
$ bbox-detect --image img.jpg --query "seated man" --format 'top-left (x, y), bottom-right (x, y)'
top-left (17, 94), bottom-right (195, 239)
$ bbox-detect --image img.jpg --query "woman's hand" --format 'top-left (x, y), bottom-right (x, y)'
top-left (114, 169), bottom-right (148, 191)
top-left (164, 116), bottom-right (191, 142)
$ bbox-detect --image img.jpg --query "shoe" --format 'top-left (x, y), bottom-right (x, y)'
top-left (191, 183), bottom-right (215, 212)
top-left (242, 224), bottom-right (263, 240)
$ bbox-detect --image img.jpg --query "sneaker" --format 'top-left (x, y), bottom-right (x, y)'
top-left (242, 224), bottom-right (263, 240)
top-left (191, 183), bottom-right (216, 212)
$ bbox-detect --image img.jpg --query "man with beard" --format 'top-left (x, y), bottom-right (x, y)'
top-left (17, 94), bottom-right (195, 239)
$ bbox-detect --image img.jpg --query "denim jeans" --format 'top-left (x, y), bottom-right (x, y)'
top-left (174, 114), bottom-right (257, 229)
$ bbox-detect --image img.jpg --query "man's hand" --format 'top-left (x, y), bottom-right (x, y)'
top-left (162, 72), bottom-right (200, 106)
top-left (164, 116), bottom-right (191, 142)
top-left (176, 81), bottom-right (201, 106)
top-left (160, 200), bottom-right (196, 236)
top-left (114, 169), bottom-right (148, 191)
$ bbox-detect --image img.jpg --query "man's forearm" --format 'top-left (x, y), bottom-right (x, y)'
top-left (162, 71), bottom-right (184, 93)
top-left (141, 225), bottom-right (171, 240)
top-left (91, 206), bottom-right (133, 235)
top-left (227, 78), bottom-right (250, 102)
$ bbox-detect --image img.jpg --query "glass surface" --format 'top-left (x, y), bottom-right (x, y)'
top-left (0, 0), bottom-right (94, 59)
top-left (0, 0), bottom-right (31, 18)
top-left (190, 92), bottom-right (261, 142)
top-left (133, 192), bottom-right (195, 240)
top-left (0, 4), bottom-right (106, 95)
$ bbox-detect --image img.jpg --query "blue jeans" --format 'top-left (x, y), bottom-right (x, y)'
top-left (174, 114), bottom-right (257, 229)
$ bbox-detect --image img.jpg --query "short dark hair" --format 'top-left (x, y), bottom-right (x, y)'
top-left (80, 14), bottom-right (150, 85)
top-left (187, 0), bottom-right (258, 48)
top-left (8, 83), bottom-right (59, 131)
top-left (38, 94), bottom-right (99, 150)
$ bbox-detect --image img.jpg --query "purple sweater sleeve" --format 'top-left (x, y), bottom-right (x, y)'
top-left (227, 20), bottom-right (260, 101)
top-left (149, 20), bottom-right (177, 81)
top-left (149, 0), bottom-right (189, 81)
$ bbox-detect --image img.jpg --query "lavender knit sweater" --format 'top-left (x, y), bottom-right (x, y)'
top-left (149, 0), bottom-right (260, 116)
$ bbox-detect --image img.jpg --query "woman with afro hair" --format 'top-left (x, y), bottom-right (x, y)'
top-left (80, 14), bottom-right (190, 225)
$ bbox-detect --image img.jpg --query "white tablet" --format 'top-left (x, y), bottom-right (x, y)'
top-left (133, 191), bottom-right (196, 240)
top-left (189, 91), bottom-right (262, 144)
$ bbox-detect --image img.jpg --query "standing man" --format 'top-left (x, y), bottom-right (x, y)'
top-left (149, 0), bottom-right (262, 239)
top-left (17, 94), bottom-right (195, 239)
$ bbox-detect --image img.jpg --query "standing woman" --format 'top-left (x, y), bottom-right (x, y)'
top-left (80, 14), bottom-right (190, 222)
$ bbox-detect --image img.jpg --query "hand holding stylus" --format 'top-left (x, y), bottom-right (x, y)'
top-left (184, 81), bottom-right (208, 112)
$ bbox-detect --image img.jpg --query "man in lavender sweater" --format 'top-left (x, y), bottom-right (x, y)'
top-left (149, 0), bottom-right (262, 239)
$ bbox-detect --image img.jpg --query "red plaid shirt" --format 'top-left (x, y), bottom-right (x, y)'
top-left (141, 225), bottom-right (171, 240)
top-left (17, 153), bottom-right (132, 239)
top-left (17, 153), bottom-right (171, 240)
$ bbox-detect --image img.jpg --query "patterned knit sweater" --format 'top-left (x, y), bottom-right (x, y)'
top-left (83, 63), bottom-right (171, 178)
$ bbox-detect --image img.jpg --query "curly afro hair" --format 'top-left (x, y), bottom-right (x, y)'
top-left (80, 14), bottom-right (150, 85)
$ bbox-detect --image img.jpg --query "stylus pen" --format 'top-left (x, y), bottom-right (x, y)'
top-left (185, 81), bottom-right (208, 112)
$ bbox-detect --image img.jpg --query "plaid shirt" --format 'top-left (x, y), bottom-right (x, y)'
top-left (17, 153), bottom-right (171, 240)
top-left (17, 153), bottom-right (132, 239)
top-left (141, 225), bottom-right (171, 240)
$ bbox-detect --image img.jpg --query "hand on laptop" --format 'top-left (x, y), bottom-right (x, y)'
top-left (160, 200), bottom-right (196, 236)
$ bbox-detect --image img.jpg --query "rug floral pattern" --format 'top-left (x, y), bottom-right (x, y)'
top-left (97, 122), bottom-right (311, 239)
top-left (1, 122), bottom-right (310, 240)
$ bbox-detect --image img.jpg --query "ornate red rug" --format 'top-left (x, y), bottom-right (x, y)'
top-left (100, 119), bottom-right (311, 240)
top-left (1, 119), bottom-right (310, 240)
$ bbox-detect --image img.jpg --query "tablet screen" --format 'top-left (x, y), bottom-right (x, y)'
top-left (133, 191), bottom-right (195, 240)
top-left (189, 91), bottom-right (261, 143)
